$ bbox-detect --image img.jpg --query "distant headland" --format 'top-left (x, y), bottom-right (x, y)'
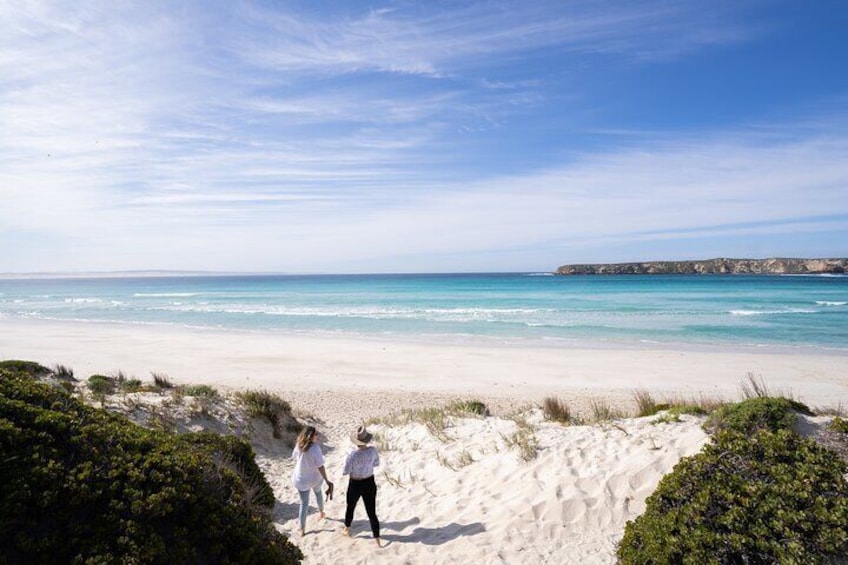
top-left (555, 257), bottom-right (848, 275)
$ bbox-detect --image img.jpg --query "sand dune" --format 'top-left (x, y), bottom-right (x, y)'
top-left (259, 410), bottom-right (709, 564)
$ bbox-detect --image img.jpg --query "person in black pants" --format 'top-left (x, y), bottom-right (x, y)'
top-left (342, 426), bottom-right (381, 546)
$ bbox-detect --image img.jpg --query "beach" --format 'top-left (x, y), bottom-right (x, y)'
top-left (2, 317), bottom-right (847, 563)
top-left (3, 317), bottom-right (846, 418)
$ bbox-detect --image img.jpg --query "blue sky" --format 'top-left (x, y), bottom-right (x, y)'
top-left (2, 1), bottom-right (847, 273)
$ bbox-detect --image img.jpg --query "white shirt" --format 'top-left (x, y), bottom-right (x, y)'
top-left (292, 442), bottom-right (324, 491)
top-left (343, 446), bottom-right (380, 478)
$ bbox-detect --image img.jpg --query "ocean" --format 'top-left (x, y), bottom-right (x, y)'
top-left (0, 273), bottom-right (846, 352)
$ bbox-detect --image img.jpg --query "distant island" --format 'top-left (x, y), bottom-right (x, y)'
top-left (555, 257), bottom-right (848, 275)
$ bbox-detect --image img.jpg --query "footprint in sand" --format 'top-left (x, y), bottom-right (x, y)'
top-left (628, 463), bottom-right (661, 491)
top-left (574, 477), bottom-right (596, 496)
top-left (531, 500), bottom-right (545, 520)
top-left (604, 474), bottom-right (630, 499)
top-left (560, 499), bottom-right (587, 523)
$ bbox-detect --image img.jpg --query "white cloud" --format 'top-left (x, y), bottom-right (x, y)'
top-left (8, 118), bottom-right (842, 273)
top-left (238, 1), bottom-right (756, 76)
top-left (0, 1), bottom-right (844, 273)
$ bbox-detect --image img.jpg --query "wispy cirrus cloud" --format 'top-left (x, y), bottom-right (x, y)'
top-left (0, 1), bottom-right (844, 273)
top-left (9, 112), bottom-right (845, 272)
top-left (238, 1), bottom-right (759, 76)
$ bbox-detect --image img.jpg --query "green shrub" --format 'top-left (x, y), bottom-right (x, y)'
top-left (87, 374), bottom-right (116, 395)
top-left (118, 377), bottom-right (143, 393)
top-left (87, 374), bottom-right (115, 395)
top-left (178, 432), bottom-right (275, 508)
top-left (0, 364), bottom-right (302, 564)
top-left (704, 396), bottom-right (811, 436)
top-left (618, 429), bottom-right (848, 564)
top-left (0, 360), bottom-right (51, 377)
top-left (830, 417), bottom-right (848, 434)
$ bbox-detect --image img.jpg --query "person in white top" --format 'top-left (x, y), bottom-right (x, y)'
top-left (342, 425), bottom-right (381, 546)
top-left (291, 425), bottom-right (333, 536)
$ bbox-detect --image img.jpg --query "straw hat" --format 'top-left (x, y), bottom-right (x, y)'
top-left (350, 425), bottom-right (373, 446)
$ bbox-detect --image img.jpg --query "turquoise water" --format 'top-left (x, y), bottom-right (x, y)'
top-left (0, 273), bottom-right (846, 351)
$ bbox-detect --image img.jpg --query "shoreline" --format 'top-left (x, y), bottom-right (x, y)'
top-left (2, 317), bottom-right (846, 422)
top-left (4, 313), bottom-right (848, 356)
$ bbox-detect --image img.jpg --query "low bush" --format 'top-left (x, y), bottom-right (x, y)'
top-left (179, 432), bottom-right (275, 509)
top-left (830, 417), bottom-right (848, 434)
top-left (618, 429), bottom-right (848, 564)
top-left (118, 377), bottom-right (143, 393)
top-left (87, 374), bottom-right (116, 395)
top-left (704, 396), bottom-right (812, 436)
top-left (0, 360), bottom-right (51, 377)
top-left (0, 364), bottom-right (302, 564)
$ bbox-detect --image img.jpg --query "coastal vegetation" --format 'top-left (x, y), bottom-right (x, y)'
top-left (235, 389), bottom-right (299, 439)
top-left (704, 396), bottom-right (812, 435)
top-left (542, 395), bottom-right (573, 423)
top-left (618, 396), bottom-right (848, 564)
top-left (830, 417), bottom-right (848, 434)
top-left (0, 361), bottom-right (302, 564)
top-left (367, 398), bottom-right (491, 442)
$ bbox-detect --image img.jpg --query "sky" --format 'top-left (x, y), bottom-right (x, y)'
top-left (2, 0), bottom-right (848, 274)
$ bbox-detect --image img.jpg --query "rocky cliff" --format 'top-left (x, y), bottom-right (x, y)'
top-left (555, 258), bottom-right (848, 275)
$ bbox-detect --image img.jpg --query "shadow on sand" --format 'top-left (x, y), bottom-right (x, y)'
top-left (376, 517), bottom-right (486, 546)
top-left (274, 499), bottom-right (301, 522)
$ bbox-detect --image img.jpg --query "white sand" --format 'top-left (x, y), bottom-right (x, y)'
top-left (262, 412), bottom-right (710, 564)
top-left (2, 318), bottom-right (847, 563)
top-left (2, 318), bottom-right (847, 417)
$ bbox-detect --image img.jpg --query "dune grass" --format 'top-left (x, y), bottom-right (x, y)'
top-left (447, 399), bottom-right (490, 416)
top-left (368, 398), bottom-right (490, 442)
top-left (590, 399), bottom-right (626, 422)
top-left (234, 389), bottom-right (295, 439)
top-left (183, 384), bottom-right (219, 398)
top-left (151, 372), bottom-right (174, 390)
top-left (633, 389), bottom-right (725, 421)
top-left (541, 396), bottom-right (573, 424)
top-left (503, 412), bottom-right (538, 461)
top-left (51, 364), bottom-right (75, 381)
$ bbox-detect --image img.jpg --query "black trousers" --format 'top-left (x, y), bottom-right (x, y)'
top-left (344, 476), bottom-right (380, 538)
